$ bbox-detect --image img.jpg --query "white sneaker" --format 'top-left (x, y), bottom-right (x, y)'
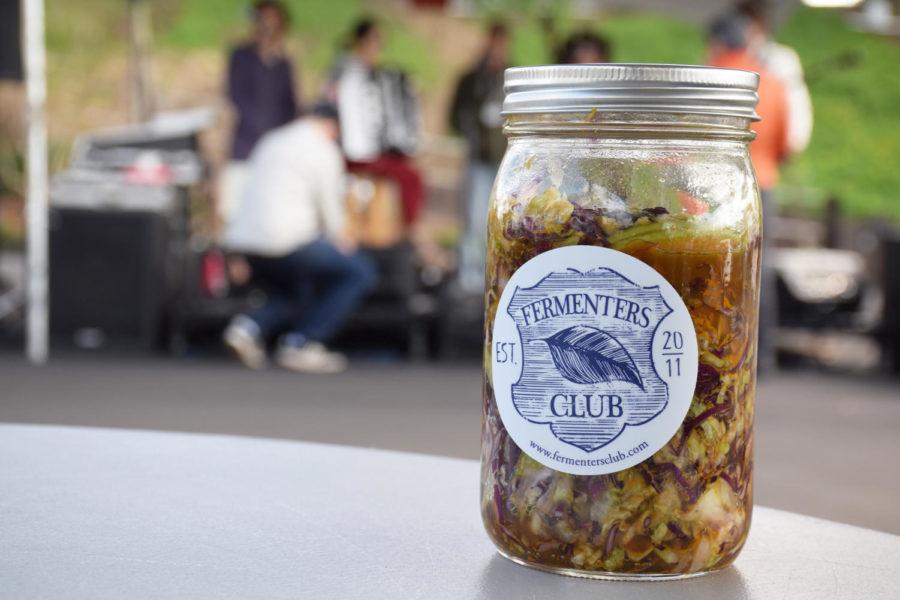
top-left (223, 316), bottom-right (267, 370)
top-left (276, 341), bottom-right (348, 374)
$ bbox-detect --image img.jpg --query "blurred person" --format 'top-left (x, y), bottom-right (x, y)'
top-left (223, 103), bottom-right (376, 374)
top-left (220, 0), bottom-right (299, 225)
top-left (330, 19), bottom-right (425, 228)
top-left (708, 13), bottom-right (790, 373)
top-left (708, 14), bottom-right (789, 192)
top-left (449, 21), bottom-right (509, 292)
top-left (557, 31), bottom-right (611, 64)
top-left (738, 0), bottom-right (813, 154)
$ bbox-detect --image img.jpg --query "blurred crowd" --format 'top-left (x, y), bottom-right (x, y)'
top-left (220, 0), bottom-right (811, 374)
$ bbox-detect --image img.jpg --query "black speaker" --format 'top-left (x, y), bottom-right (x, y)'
top-left (49, 208), bottom-right (173, 348)
top-left (883, 238), bottom-right (900, 374)
top-left (0, 1), bottom-right (23, 81)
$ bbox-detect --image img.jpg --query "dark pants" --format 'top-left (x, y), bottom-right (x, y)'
top-left (347, 153), bottom-right (425, 225)
top-left (246, 240), bottom-right (377, 345)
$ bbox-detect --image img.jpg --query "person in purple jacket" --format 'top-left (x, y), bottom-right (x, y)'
top-left (219, 0), bottom-right (299, 226)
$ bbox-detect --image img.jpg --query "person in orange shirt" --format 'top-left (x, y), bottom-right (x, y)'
top-left (708, 13), bottom-right (789, 191)
top-left (708, 12), bottom-right (790, 373)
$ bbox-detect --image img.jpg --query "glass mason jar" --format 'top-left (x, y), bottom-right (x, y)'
top-left (482, 65), bottom-right (761, 580)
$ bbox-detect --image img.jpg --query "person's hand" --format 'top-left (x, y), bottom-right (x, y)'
top-left (227, 255), bottom-right (252, 286)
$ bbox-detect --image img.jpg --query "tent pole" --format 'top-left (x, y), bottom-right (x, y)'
top-left (23, 0), bottom-right (48, 364)
top-left (127, 0), bottom-right (155, 122)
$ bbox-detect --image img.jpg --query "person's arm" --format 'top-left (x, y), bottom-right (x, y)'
top-left (786, 80), bottom-right (813, 154)
top-left (227, 48), bottom-right (267, 134)
top-left (337, 68), bottom-right (381, 161)
top-left (450, 71), bottom-right (479, 137)
top-left (448, 73), bottom-right (468, 135)
top-left (284, 58), bottom-right (300, 118)
top-left (774, 80), bottom-right (791, 164)
top-left (226, 49), bottom-right (243, 106)
top-left (777, 46), bottom-right (814, 154)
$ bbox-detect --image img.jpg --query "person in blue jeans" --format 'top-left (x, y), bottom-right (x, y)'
top-left (223, 103), bottom-right (376, 373)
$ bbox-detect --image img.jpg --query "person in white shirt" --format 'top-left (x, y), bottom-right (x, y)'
top-left (223, 103), bottom-right (376, 373)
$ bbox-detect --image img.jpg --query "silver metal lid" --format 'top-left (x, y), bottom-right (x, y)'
top-left (503, 64), bottom-right (760, 120)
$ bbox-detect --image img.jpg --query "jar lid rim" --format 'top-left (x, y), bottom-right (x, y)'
top-left (503, 64), bottom-right (761, 120)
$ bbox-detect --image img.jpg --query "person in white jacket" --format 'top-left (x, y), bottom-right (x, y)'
top-left (223, 103), bottom-right (376, 373)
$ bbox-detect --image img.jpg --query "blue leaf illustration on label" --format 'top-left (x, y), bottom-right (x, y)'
top-left (544, 326), bottom-right (643, 388)
top-left (492, 246), bottom-right (698, 475)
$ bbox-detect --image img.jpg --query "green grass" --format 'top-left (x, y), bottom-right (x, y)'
top-left (160, 0), bottom-right (362, 52)
top-left (601, 13), bottom-right (705, 65)
top-left (776, 7), bottom-right (900, 219)
top-left (508, 20), bottom-right (553, 66)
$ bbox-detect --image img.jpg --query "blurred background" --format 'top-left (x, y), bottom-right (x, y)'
top-left (1, 0), bottom-right (899, 534)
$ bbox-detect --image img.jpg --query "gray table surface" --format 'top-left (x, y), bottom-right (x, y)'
top-left (1, 424), bottom-right (896, 599)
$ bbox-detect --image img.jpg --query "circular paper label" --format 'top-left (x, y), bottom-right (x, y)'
top-left (491, 245), bottom-right (698, 475)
